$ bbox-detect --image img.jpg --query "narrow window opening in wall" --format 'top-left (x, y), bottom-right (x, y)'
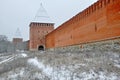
top-left (70, 35), bottom-right (72, 39)
top-left (95, 4), bottom-right (97, 11)
top-left (87, 10), bottom-right (88, 16)
top-left (102, 0), bottom-right (104, 7)
top-left (104, 0), bottom-right (107, 6)
top-left (86, 10), bottom-right (88, 16)
top-left (97, 2), bottom-right (100, 9)
top-left (86, 10), bottom-right (87, 16)
top-left (88, 8), bottom-right (89, 15)
top-left (98, 2), bottom-right (100, 9)
top-left (89, 9), bottom-right (90, 15)
top-left (107, 0), bottom-right (110, 4)
top-left (95, 24), bottom-right (97, 32)
top-left (83, 12), bottom-right (85, 18)
top-left (100, 1), bottom-right (102, 8)
top-left (87, 8), bottom-right (89, 15)
top-left (84, 11), bottom-right (86, 17)
top-left (91, 6), bottom-right (93, 12)
top-left (93, 4), bottom-right (95, 11)
top-left (89, 7), bottom-right (91, 14)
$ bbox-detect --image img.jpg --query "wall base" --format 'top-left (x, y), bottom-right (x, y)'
top-left (46, 37), bottom-right (120, 53)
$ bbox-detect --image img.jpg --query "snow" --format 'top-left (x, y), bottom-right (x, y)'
top-left (27, 57), bottom-right (119, 80)
top-left (7, 68), bottom-right (25, 79)
top-left (0, 50), bottom-right (120, 80)
top-left (0, 53), bottom-right (27, 64)
top-left (0, 56), bottom-right (14, 64)
top-left (21, 53), bottom-right (27, 57)
top-left (28, 57), bottom-right (53, 76)
top-left (114, 64), bottom-right (120, 68)
top-left (28, 57), bottom-right (44, 68)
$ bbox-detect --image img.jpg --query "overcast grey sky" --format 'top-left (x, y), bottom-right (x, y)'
top-left (0, 0), bottom-right (97, 41)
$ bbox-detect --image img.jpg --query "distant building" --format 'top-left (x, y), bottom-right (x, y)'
top-left (13, 38), bottom-right (23, 44)
top-left (29, 4), bottom-right (54, 51)
top-left (12, 28), bottom-right (23, 51)
top-left (13, 28), bottom-right (23, 44)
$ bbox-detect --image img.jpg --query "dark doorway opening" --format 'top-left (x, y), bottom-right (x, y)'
top-left (38, 45), bottom-right (44, 51)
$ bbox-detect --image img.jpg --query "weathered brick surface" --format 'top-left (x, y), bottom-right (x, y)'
top-left (29, 23), bottom-right (54, 51)
top-left (47, 37), bottom-right (120, 53)
top-left (45, 0), bottom-right (120, 49)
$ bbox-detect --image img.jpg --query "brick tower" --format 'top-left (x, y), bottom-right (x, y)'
top-left (29, 4), bottom-right (54, 51)
top-left (13, 28), bottom-right (23, 44)
top-left (13, 28), bottom-right (23, 51)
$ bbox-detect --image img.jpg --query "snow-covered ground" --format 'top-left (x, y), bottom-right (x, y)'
top-left (0, 50), bottom-right (120, 80)
top-left (0, 52), bottom-right (27, 64)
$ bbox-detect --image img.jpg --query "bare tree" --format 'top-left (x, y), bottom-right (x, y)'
top-left (0, 35), bottom-right (8, 41)
top-left (0, 35), bottom-right (15, 53)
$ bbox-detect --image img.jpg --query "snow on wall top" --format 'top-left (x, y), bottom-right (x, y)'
top-left (31, 4), bottom-right (54, 24)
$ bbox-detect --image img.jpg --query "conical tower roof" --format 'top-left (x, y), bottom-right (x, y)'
top-left (14, 28), bottom-right (22, 38)
top-left (32, 3), bottom-right (54, 24)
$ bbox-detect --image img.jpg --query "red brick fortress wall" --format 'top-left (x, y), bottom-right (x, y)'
top-left (45, 0), bottom-right (120, 48)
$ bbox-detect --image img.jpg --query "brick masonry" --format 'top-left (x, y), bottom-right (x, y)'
top-left (29, 23), bottom-right (54, 51)
top-left (47, 37), bottom-right (120, 53)
top-left (45, 0), bottom-right (120, 50)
